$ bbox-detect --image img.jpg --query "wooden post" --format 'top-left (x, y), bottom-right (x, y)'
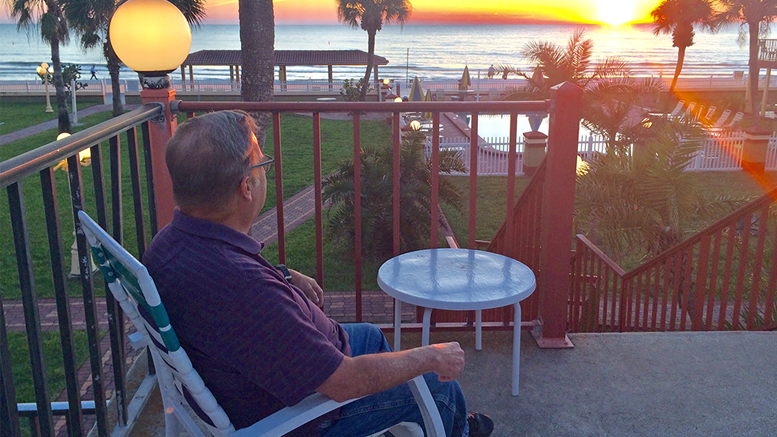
top-left (140, 83), bottom-right (178, 228)
top-left (328, 65), bottom-right (333, 91)
top-left (761, 67), bottom-right (771, 116)
top-left (180, 65), bottom-right (185, 86)
top-left (188, 65), bottom-right (193, 84)
top-left (522, 130), bottom-right (547, 177)
top-left (742, 126), bottom-right (771, 175)
top-left (533, 82), bottom-right (582, 349)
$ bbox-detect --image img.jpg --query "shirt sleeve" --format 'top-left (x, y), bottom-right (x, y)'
top-left (215, 273), bottom-right (345, 406)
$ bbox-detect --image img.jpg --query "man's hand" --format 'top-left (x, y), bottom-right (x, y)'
top-left (288, 268), bottom-right (324, 307)
top-left (430, 342), bottom-right (465, 382)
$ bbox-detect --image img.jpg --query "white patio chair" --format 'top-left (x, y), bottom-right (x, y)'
top-left (669, 100), bottom-right (685, 117)
top-left (724, 111), bottom-right (744, 129)
top-left (712, 109), bottom-right (732, 129)
top-left (684, 102), bottom-right (697, 119)
top-left (704, 106), bottom-right (717, 123)
top-left (78, 211), bottom-right (444, 437)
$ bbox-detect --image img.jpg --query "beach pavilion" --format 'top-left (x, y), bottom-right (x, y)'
top-left (180, 49), bottom-right (389, 89)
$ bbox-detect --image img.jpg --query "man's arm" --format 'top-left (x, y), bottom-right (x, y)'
top-left (288, 268), bottom-right (324, 307)
top-left (316, 342), bottom-right (464, 402)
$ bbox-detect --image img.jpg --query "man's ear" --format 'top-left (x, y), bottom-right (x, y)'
top-left (237, 176), bottom-right (253, 202)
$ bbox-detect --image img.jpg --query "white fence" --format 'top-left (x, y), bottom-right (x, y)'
top-left (427, 132), bottom-right (777, 176)
top-left (428, 134), bottom-right (610, 176)
top-left (6, 73), bottom-right (777, 95)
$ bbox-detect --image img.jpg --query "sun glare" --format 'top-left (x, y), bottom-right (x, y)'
top-left (597, 0), bottom-right (636, 25)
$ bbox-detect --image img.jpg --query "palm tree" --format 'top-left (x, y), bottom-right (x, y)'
top-left (322, 131), bottom-right (465, 258)
top-left (62, 0), bottom-right (206, 117)
top-left (651, 0), bottom-right (719, 93)
top-left (498, 30), bottom-right (662, 151)
top-left (717, 0), bottom-right (777, 114)
top-left (239, 0), bottom-right (274, 147)
top-left (8, 0), bottom-right (71, 134)
top-left (336, 0), bottom-right (411, 100)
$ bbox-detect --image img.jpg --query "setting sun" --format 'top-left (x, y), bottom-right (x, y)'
top-left (597, 0), bottom-right (638, 25)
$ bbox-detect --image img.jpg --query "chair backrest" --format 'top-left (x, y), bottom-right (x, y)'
top-left (705, 106), bottom-right (717, 121)
top-left (713, 109), bottom-right (732, 128)
top-left (727, 111), bottom-right (744, 127)
top-left (78, 211), bottom-right (235, 437)
top-left (684, 102), bottom-right (696, 117)
top-left (670, 100), bottom-right (685, 117)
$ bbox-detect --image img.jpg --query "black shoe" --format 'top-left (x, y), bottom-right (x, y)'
top-left (467, 412), bottom-right (494, 437)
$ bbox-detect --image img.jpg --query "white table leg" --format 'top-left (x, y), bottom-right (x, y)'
top-left (394, 298), bottom-right (402, 351)
top-left (512, 302), bottom-right (521, 396)
top-left (422, 307), bottom-right (433, 346)
top-left (475, 309), bottom-right (482, 351)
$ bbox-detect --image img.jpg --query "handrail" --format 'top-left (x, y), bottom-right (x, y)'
top-left (176, 100), bottom-right (549, 113)
top-left (621, 186), bottom-right (777, 280)
top-left (575, 234), bottom-right (627, 276)
top-left (0, 103), bottom-right (163, 188)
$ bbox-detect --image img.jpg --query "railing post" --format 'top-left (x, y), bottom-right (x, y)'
top-left (140, 84), bottom-right (178, 228)
top-left (533, 82), bottom-right (582, 349)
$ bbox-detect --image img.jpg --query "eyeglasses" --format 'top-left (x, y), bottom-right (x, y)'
top-left (249, 155), bottom-right (274, 175)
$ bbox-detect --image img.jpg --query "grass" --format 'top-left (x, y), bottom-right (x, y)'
top-left (0, 101), bottom-right (100, 136)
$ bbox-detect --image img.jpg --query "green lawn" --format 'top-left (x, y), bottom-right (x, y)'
top-left (0, 101), bottom-right (101, 137)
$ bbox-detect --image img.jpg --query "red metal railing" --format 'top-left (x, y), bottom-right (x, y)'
top-left (176, 100), bottom-right (553, 327)
top-left (571, 187), bottom-right (777, 332)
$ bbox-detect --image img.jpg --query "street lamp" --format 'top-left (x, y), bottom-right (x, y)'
top-left (54, 132), bottom-right (98, 278)
top-left (36, 62), bottom-right (53, 113)
top-left (109, 0), bottom-right (192, 89)
top-left (108, 0), bottom-right (192, 227)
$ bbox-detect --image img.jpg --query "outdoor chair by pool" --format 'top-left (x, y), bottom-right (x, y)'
top-left (712, 109), bottom-right (732, 129)
top-left (724, 111), bottom-right (744, 129)
top-left (78, 211), bottom-right (445, 437)
top-left (669, 100), bottom-right (685, 118)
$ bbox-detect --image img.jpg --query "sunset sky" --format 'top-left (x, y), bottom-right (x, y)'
top-left (2, 0), bottom-right (661, 26)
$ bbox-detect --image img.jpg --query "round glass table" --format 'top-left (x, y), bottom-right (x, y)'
top-left (378, 248), bottom-right (536, 396)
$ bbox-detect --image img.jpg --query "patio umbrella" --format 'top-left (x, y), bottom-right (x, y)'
top-left (459, 65), bottom-right (471, 91)
top-left (528, 67), bottom-right (546, 131)
top-left (424, 89), bottom-right (433, 120)
top-left (409, 76), bottom-right (424, 102)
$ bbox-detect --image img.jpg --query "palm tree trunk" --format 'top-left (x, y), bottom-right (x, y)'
top-left (105, 41), bottom-right (124, 117)
top-left (360, 30), bottom-right (376, 100)
top-left (670, 46), bottom-right (686, 93)
top-left (239, 0), bottom-right (275, 147)
top-left (748, 21), bottom-right (760, 115)
top-left (50, 37), bottom-right (71, 134)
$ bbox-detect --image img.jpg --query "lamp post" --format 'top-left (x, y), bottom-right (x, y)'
top-left (36, 62), bottom-right (54, 113)
top-left (109, 0), bottom-right (192, 228)
top-left (54, 132), bottom-right (98, 278)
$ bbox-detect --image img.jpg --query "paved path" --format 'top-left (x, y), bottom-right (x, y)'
top-left (0, 104), bottom-right (126, 146)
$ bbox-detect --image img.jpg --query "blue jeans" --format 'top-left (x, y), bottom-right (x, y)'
top-left (318, 323), bottom-right (469, 437)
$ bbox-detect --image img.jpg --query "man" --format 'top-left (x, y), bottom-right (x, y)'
top-left (487, 65), bottom-right (495, 79)
top-left (142, 110), bottom-right (494, 436)
top-left (89, 65), bottom-right (97, 80)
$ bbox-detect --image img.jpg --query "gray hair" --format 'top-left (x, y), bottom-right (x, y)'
top-left (165, 110), bottom-right (259, 211)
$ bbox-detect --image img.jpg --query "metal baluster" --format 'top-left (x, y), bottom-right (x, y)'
top-left (67, 156), bottom-right (108, 436)
top-left (7, 181), bottom-right (55, 436)
top-left (108, 134), bottom-right (128, 426)
top-left (127, 127), bottom-right (148, 258)
top-left (141, 121), bottom-right (158, 238)
top-left (40, 167), bottom-right (84, 436)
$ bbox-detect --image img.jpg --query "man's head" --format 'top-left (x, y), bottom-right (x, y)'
top-left (165, 110), bottom-right (269, 227)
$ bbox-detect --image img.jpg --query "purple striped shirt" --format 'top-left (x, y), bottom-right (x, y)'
top-left (142, 209), bottom-right (349, 431)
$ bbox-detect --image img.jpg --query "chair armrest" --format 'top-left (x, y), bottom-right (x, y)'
top-left (128, 332), bottom-right (147, 351)
top-left (230, 393), bottom-right (359, 437)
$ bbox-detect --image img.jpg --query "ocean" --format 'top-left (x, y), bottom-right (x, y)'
top-left (0, 23), bottom-right (757, 83)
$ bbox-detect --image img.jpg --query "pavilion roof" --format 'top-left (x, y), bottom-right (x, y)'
top-left (182, 50), bottom-right (389, 67)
